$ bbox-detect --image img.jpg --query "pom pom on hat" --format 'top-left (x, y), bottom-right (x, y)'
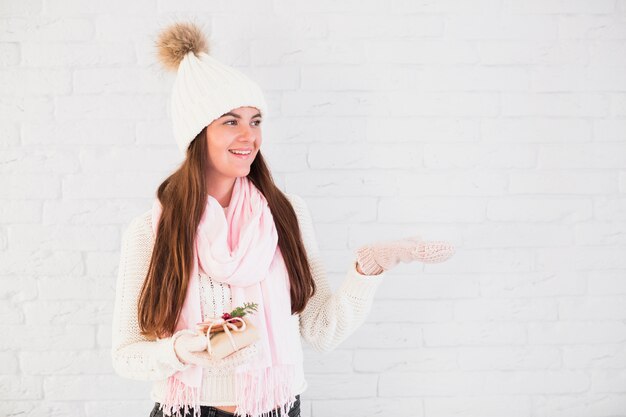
top-left (155, 20), bottom-right (269, 157)
top-left (156, 21), bottom-right (209, 72)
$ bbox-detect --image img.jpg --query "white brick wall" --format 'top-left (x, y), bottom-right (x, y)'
top-left (1, 0), bottom-right (626, 416)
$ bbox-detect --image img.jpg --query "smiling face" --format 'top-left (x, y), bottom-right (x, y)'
top-left (204, 106), bottom-right (263, 181)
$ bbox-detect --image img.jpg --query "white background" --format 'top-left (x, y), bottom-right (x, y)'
top-left (1, 0), bottom-right (626, 416)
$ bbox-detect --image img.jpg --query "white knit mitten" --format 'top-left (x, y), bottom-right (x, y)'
top-left (173, 330), bottom-right (215, 367)
top-left (356, 235), bottom-right (455, 275)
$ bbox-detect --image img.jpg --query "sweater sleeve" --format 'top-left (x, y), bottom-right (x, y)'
top-left (286, 193), bottom-right (385, 353)
top-left (111, 211), bottom-right (194, 381)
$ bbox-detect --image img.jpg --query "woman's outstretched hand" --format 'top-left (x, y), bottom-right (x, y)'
top-left (355, 235), bottom-right (455, 275)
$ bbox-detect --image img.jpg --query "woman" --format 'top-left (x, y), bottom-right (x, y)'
top-left (111, 21), bottom-right (454, 417)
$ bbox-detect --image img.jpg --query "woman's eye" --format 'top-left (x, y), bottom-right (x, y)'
top-left (224, 120), bottom-right (262, 126)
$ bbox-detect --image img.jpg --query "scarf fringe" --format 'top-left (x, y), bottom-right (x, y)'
top-left (234, 364), bottom-right (296, 417)
top-left (161, 374), bottom-right (201, 417)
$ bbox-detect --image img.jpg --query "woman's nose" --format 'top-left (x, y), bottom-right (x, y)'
top-left (239, 126), bottom-right (256, 141)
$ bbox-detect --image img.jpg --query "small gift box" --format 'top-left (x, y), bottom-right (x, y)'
top-left (196, 302), bottom-right (261, 360)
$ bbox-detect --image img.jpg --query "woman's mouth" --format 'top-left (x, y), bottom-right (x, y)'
top-left (228, 149), bottom-right (252, 159)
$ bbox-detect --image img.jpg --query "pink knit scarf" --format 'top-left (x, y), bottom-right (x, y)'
top-left (150, 176), bottom-right (299, 417)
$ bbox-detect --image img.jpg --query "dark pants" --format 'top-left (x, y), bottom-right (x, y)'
top-left (149, 395), bottom-right (301, 417)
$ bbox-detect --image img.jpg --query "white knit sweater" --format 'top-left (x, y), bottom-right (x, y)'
top-left (111, 193), bottom-right (385, 406)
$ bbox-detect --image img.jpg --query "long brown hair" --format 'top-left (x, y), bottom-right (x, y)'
top-left (137, 127), bottom-right (316, 339)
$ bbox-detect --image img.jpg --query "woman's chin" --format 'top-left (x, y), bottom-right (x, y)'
top-left (229, 167), bottom-right (251, 178)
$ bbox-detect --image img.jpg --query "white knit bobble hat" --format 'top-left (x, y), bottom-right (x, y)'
top-left (156, 21), bottom-right (269, 156)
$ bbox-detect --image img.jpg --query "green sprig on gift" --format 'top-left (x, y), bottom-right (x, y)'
top-left (222, 302), bottom-right (258, 320)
